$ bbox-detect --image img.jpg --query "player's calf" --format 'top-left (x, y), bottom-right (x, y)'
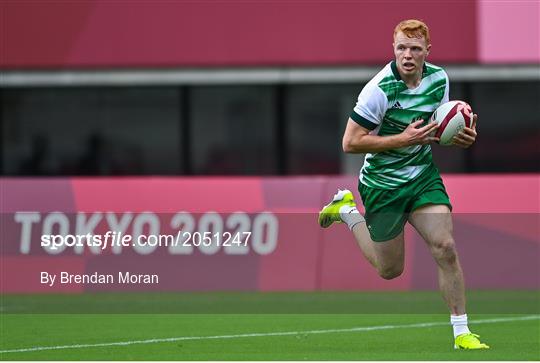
top-left (378, 269), bottom-right (403, 280)
top-left (377, 264), bottom-right (404, 280)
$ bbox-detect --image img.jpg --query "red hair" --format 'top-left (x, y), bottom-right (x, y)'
top-left (394, 19), bottom-right (430, 44)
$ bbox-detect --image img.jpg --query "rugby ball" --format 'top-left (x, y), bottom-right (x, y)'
top-left (430, 100), bottom-right (473, 146)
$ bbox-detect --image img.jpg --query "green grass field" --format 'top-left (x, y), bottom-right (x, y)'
top-left (1, 291), bottom-right (539, 360)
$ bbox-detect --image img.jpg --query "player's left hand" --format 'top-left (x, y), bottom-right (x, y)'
top-left (452, 114), bottom-right (477, 148)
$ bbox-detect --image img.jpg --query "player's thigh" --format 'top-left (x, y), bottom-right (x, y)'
top-left (408, 204), bottom-right (453, 247)
top-left (371, 230), bottom-right (405, 269)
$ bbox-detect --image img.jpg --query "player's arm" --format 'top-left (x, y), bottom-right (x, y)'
top-left (342, 118), bottom-right (439, 153)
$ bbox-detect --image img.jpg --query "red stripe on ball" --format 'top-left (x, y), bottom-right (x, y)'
top-left (434, 102), bottom-right (460, 138)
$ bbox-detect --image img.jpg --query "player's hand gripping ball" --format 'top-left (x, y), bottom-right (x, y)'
top-left (430, 100), bottom-right (474, 146)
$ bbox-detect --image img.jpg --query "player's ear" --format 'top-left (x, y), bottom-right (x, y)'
top-left (426, 44), bottom-right (431, 55)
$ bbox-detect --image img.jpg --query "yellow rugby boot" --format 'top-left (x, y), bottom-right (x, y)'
top-left (454, 333), bottom-right (490, 350)
top-left (318, 189), bottom-right (356, 228)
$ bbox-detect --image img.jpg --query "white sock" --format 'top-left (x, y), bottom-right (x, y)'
top-left (339, 205), bottom-right (365, 230)
top-left (451, 314), bottom-right (471, 338)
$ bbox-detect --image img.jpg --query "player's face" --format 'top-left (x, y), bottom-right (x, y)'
top-left (393, 32), bottom-right (431, 78)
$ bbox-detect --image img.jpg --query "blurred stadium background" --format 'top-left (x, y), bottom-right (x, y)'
top-left (0, 0), bottom-right (539, 360)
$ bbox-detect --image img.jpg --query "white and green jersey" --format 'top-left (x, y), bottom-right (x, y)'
top-left (351, 60), bottom-right (449, 189)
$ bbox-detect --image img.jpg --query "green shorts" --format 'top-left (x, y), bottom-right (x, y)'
top-left (358, 165), bottom-right (452, 242)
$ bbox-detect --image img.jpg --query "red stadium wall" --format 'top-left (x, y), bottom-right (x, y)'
top-left (1, 175), bottom-right (538, 293)
top-left (3, 1), bottom-right (538, 69)
top-left (1, 1), bottom-right (482, 68)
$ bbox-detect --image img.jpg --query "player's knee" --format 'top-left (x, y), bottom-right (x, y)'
top-left (377, 265), bottom-right (404, 280)
top-left (431, 237), bottom-right (457, 263)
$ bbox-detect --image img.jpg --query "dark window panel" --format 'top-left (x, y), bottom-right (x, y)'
top-left (287, 84), bottom-right (359, 175)
top-left (2, 87), bottom-right (182, 175)
top-left (468, 82), bottom-right (540, 173)
top-left (190, 86), bottom-right (277, 175)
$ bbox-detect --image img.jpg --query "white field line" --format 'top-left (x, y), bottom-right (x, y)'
top-left (1, 315), bottom-right (538, 354)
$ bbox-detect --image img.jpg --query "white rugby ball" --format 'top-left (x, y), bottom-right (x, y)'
top-left (430, 100), bottom-right (474, 146)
